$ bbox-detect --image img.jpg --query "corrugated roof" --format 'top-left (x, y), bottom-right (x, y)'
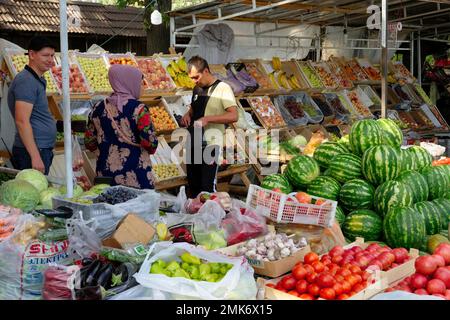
top-left (0, 0), bottom-right (146, 37)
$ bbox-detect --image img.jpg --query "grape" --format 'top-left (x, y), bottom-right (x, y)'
top-left (93, 187), bottom-right (138, 205)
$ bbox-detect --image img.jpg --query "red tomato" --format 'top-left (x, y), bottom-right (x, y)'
top-left (338, 268), bottom-right (352, 278)
top-left (304, 264), bottom-right (315, 274)
top-left (414, 289), bottom-right (428, 295)
top-left (328, 264), bottom-right (340, 275)
top-left (299, 293), bottom-right (314, 300)
top-left (295, 279), bottom-right (308, 294)
top-left (316, 273), bottom-right (336, 288)
top-left (392, 248), bottom-right (409, 263)
top-left (322, 258), bottom-right (332, 266)
top-left (361, 271), bottom-right (371, 281)
top-left (349, 265), bottom-right (362, 275)
top-left (321, 254), bottom-right (331, 262)
top-left (434, 243), bottom-right (450, 265)
top-left (345, 275), bottom-right (359, 287)
top-left (427, 279), bottom-right (446, 295)
top-left (352, 283), bottom-right (366, 293)
top-left (348, 290), bottom-right (357, 297)
top-left (266, 283), bottom-right (276, 288)
top-left (329, 245), bottom-right (345, 257)
top-left (341, 280), bottom-right (352, 293)
top-left (312, 261), bottom-right (325, 273)
top-left (334, 274), bottom-right (345, 283)
top-left (306, 272), bottom-right (318, 283)
top-left (352, 274), bottom-right (363, 284)
top-left (280, 275), bottom-right (297, 290)
top-left (304, 252), bottom-right (319, 265)
top-left (415, 256), bottom-right (438, 276)
top-left (332, 255), bottom-right (344, 265)
top-left (320, 288), bottom-right (336, 300)
top-left (352, 246), bottom-right (363, 254)
top-left (337, 293), bottom-right (350, 300)
top-left (288, 290), bottom-right (300, 297)
top-left (410, 273), bottom-right (428, 290)
top-left (431, 254), bottom-right (446, 268)
top-left (333, 282), bottom-right (344, 296)
top-left (307, 283), bottom-right (321, 296)
top-left (292, 265), bottom-right (308, 280)
top-left (434, 267), bottom-right (450, 288)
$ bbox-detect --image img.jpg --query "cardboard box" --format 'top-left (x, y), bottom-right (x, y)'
top-left (216, 229), bottom-right (311, 278)
top-left (102, 213), bottom-right (156, 249)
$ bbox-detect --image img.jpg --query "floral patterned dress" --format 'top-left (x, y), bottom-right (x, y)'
top-left (84, 99), bottom-right (158, 189)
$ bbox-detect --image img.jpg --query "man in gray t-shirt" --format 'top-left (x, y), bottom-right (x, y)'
top-left (7, 36), bottom-right (57, 175)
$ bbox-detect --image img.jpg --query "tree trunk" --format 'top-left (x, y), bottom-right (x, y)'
top-left (146, 0), bottom-right (172, 55)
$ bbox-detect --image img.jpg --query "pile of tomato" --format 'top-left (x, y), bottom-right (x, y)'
top-left (267, 248), bottom-right (374, 300)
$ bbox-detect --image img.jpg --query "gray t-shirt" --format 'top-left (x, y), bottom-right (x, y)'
top-left (8, 66), bottom-right (56, 149)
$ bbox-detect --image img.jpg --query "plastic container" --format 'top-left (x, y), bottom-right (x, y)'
top-left (245, 185), bottom-right (337, 228)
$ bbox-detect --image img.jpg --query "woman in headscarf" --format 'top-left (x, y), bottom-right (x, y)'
top-left (84, 64), bottom-right (158, 189)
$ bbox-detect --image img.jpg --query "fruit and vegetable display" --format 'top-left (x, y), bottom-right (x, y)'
top-left (323, 93), bottom-right (351, 117)
top-left (385, 243), bottom-right (450, 299)
top-left (345, 59), bottom-right (370, 81)
top-left (108, 55), bottom-right (137, 66)
top-left (149, 252), bottom-right (233, 282)
top-left (10, 53), bottom-right (59, 93)
top-left (310, 62), bottom-right (339, 88)
top-left (311, 94), bottom-right (335, 118)
top-left (0, 204), bottom-right (21, 241)
top-left (267, 249), bottom-right (375, 299)
top-left (165, 56), bottom-right (195, 89)
top-left (243, 62), bottom-right (273, 90)
top-left (273, 95), bottom-right (306, 125)
top-left (137, 57), bottom-right (175, 91)
top-left (235, 233), bottom-right (308, 262)
top-left (298, 93), bottom-right (323, 122)
top-left (357, 59), bottom-right (381, 81)
top-left (76, 55), bottom-right (112, 92)
top-left (149, 106), bottom-right (178, 132)
top-left (247, 96), bottom-right (286, 128)
top-left (152, 164), bottom-right (182, 181)
top-left (391, 62), bottom-right (416, 83)
top-left (346, 90), bottom-right (373, 118)
top-left (297, 62), bottom-right (324, 88)
top-left (51, 64), bottom-right (90, 94)
top-left (326, 60), bottom-right (354, 88)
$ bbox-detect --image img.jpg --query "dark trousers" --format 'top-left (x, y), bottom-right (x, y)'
top-left (186, 143), bottom-right (220, 198)
top-left (11, 146), bottom-right (54, 175)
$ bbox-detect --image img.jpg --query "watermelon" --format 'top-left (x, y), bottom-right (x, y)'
top-left (284, 155), bottom-right (320, 188)
top-left (421, 165), bottom-right (450, 200)
top-left (400, 148), bottom-right (414, 172)
top-left (328, 153), bottom-right (362, 184)
top-left (442, 190), bottom-right (450, 200)
top-left (349, 119), bottom-right (383, 156)
top-left (260, 174), bottom-right (292, 194)
top-left (413, 201), bottom-right (442, 235)
top-left (383, 206), bottom-right (427, 249)
top-left (338, 135), bottom-right (350, 151)
top-left (313, 142), bottom-right (349, 168)
top-left (335, 206), bottom-right (346, 227)
top-left (307, 176), bottom-right (341, 200)
top-left (361, 145), bottom-right (402, 186)
top-left (395, 170), bottom-right (429, 203)
top-left (373, 180), bottom-right (414, 217)
top-left (342, 209), bottom-right (383, 241)
top-left (339, 179), bottom-right (375, 211)
top-left (377, 118), bottom-right (403, 148)
top-left (431, 198), bottom-right (450, 230)
top-left (407, 146), bottom-right (432, 171)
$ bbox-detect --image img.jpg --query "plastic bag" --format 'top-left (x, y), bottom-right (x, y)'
top-left (42, 264), bottom-right (79, 300)
top-left (134, 242), bottom-right (257, 300)
top-left (108, 284), bottom-right (171, 300)
top-left (184, 191), bottom-right (232, 214)
top-left (72, 135), bottom-right (84, 172)
top-left (221, 200), bottom-right (268, 246)
top-left (66, 217), bottom-right (102, 261)
top-left (109, 190), bottom-right (161, 224)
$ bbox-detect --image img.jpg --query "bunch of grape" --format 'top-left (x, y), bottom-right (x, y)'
top-left (93, 187), bottom-right (138, 205)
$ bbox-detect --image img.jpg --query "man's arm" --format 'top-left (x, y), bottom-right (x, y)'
top-left (15, 101), bottom-right (45, 172)
top-left (203, 106), bottom-right (238, 124)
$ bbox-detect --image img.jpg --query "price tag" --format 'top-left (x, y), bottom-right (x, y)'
top-left (247, 257), bottom-right (265, 268)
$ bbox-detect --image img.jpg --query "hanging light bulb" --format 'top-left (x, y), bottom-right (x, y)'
top-left (151, 2), bottom-right (162, 25)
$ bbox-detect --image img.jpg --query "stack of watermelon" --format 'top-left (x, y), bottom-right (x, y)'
top-left (259, 118), bottom-right (450, 250)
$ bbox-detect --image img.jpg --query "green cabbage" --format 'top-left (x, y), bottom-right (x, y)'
top-left (0, 180), bottom-right (40, 212)
top-left (59, 184), bottom-right (83, 198)
top-left (15, 169), bottom-right (48, 193)
top-left (39, 187), bottom-right (62, 209)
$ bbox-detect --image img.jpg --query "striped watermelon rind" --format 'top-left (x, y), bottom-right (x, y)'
top-left (408, 146), bottom-right (432, 171)
top-left (413, 201), bottom-right (442, 235)
top-left (431, 198), bottom-right (450, 230)
top-left (328, 153), bottom-right (362, 184)
top-left (395, 170), bottom-right (429, 203)
top-left (284, 155), bottom-right (320, 188)
top-left (307, 176), bottom-right (341, 201)
top-left (342, 209), bottom-right (383, 241)
top-left (374, 180), bottom-right (414, 217)
top-left (339, 179), bottom-right (375, 211)
top-left (400, 148), bottom-right (414, 172)
top-left (349, 119), bottom-right (383, 156)
top-left (377, 118), bottom-right (403, 148)
top-left (362, 145), bottom-right (402, 186)
top-left (313, 142), bottom-right (349, 169)
top-left (335, 206), bottom-right (346, 227)
top-left (421, 166), bottom-right (450, 200)
top-left (383, 206), bottom-right (427, 249)
top-left (260, 174), bottom-right (292, 194)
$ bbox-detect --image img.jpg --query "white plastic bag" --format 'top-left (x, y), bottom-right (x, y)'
top-left (109, 190), bottom-right (161, 223)
top-left (165, 200), bottom-right (226, 230)
top-left (134, 242), bottom-right (257, 300)
top-left (66, 217), bottom-right (102, 260)
top-left (108, 285), bottom-right (171, 300)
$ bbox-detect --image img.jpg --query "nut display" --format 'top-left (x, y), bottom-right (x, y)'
top-left (137, 58), bottom-right (175, 91)
top-left (11, 54), bottom-right (59, 93)
top-left (248, 96), bottom-right (286, 128)
top-left (149, 106), bottom-right (178, 132)
top-left (77, 55), bottom-right (112, 92)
